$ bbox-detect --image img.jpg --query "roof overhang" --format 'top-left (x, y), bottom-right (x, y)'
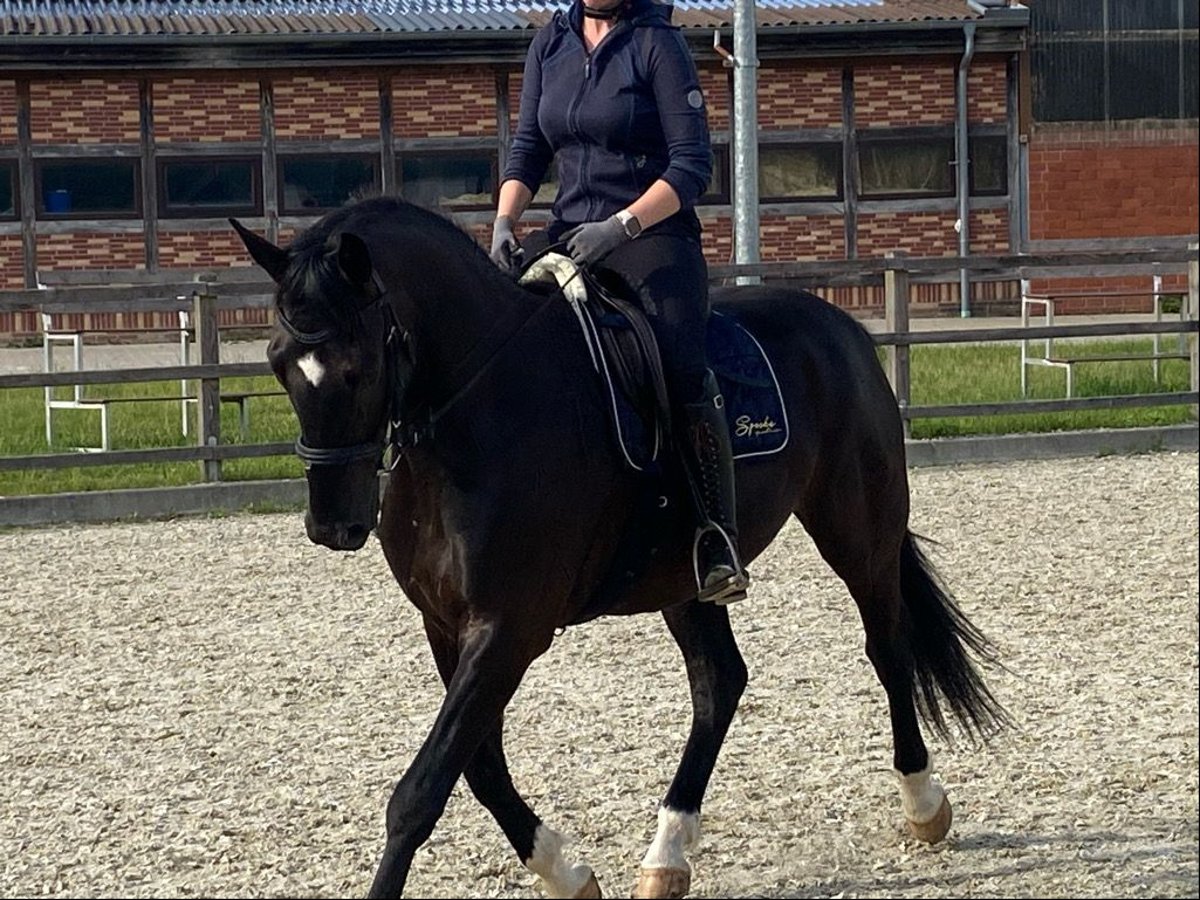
top-left (0, 9), bottom-right (1028, 71)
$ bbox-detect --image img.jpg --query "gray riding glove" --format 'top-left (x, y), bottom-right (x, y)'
top-left (562, 215), bottom-right (630, 267)
top-left (490, 215), bottom-right (521, 275)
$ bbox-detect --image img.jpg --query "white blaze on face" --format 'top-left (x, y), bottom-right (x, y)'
top-left (526, 824), bottom-right (594, 899)
top-left (640, 806), bottom-right (700, 872)
top-left (296, 351), bottom-right (326, 388)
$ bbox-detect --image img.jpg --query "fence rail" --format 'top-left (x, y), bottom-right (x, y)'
top-left (0, 245), bottom-right (1196, 479)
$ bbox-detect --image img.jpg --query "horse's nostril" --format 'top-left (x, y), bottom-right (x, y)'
top-left (344, 524), bottom-right (370, 547)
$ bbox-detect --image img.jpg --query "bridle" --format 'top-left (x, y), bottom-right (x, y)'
top-left (276, 271), bottom-right (413, 471)
top-left (277, 265), bottom-right (556, 473)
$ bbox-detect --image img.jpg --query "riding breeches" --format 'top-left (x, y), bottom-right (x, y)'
top-left (590, 232), bottom-right (711, 407)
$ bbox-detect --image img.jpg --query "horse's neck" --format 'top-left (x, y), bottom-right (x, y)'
top-left (403, 255), bottom-right (540, 405)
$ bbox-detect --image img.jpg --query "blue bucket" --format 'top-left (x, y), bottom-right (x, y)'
top-left (45, 189), bottom-right (72, 214)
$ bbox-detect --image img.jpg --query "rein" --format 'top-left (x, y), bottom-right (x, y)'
top-left (399, 289), bottom-right (557, 449)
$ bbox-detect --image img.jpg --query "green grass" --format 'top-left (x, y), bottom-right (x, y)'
top-left (0, 339), bottom-right (1193, 496)
top-left (903, 339), bottom-right (1193, 439)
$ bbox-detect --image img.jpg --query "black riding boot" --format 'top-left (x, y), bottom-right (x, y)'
top-left (684, 371), bottom-right (750, 605)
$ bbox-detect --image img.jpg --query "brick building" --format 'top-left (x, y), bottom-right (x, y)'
top-left (0, 0), bottom-right (1195, 336)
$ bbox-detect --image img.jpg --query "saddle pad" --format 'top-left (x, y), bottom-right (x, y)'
top-left (707, 311), bottom-right (789, 460)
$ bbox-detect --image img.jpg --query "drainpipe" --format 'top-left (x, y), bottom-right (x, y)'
top-left (956, 22), bottom-right (976, 317)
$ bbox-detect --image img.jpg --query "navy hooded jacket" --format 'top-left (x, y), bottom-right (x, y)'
top-left (502, 0), bottom-right (713, 236)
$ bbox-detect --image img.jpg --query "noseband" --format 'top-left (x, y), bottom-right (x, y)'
top-left (277, 272), bottom-right (412, 470)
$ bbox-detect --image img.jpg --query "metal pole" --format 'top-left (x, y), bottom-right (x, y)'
top-left (956, 23), bottom-right (976, 317)
top-left (884, 252), bottom-right (912, 439)
top-left (732, 0), bottom-right (760, 285)
top-left (1189, 242), bottom-right (1198, 421)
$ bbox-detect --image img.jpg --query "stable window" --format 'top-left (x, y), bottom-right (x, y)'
top-left (400, 152), bottom-right (496, 211)
top-left (279, 155), bottom-right (378, 214)
top-left (858, 137), bottom-right (954, 199)
top-left (159, 158), bottom-right (260, 218)
top-left (0, 160), bottom-right (15, 219)
top-left (528, 157), bottom-right (560, 209)
top-left (759, 143), bottom-right (841, 202)
top-left (37, 159), bottom-right (139, 217)
top-left (969, 136), bottom-right (1008, 196)
top-left (701, 144), bottom-right (730, 204)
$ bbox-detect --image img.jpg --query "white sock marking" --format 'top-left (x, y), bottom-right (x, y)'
top-left (894, 758), bottom-right (946, 823)
top-left (639, 806), bottom-right (700, 872)
top-left (296, 351), bottom-right (325, 388)
top-left (526, 824), bottom-right (593, 899)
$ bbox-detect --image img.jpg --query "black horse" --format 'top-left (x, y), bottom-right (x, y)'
top-left (232, 196), bottom-right (1006, 900)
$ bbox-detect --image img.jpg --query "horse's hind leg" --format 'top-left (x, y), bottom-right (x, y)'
top-left (423, 620), bottom-right (601, 900)
top-left (840, 560), bottom-right (954, 843)
top-left (802, 475), bottom-right (1004, 844)
top-left (632, 600), bottom-right (748, 899)
top-left (799, 497), bottom-right (952, 844)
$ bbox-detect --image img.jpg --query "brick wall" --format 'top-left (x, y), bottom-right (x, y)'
top-left (698, 65), bottom-right (730, 132)
top-left (1027, 124), bottom-right (1198, 311)
top-left (154, 77), bottom-right (260, 142)
top-left (967, 56), bottom-right (1007, 125)
top-left (159, 230), bottom-right (259, 268)
top-left (858, 211), bottom-right (959, 257)
top-left (759, 62), bottom-right (843, 129)
top-left (30, 78), bottom-right (140, 143)
top-left (274, 73), bottom-right (379, 140)
top-left (37, 232), bottom-right (146, 270)
top-left (1028, 125), bottom-right (1199, 240)
top-left (393, 66), bottom-right (496, 138)
top-left (0, 234), bottom-right (23, 289)
top-left (0, 80), bottom-right (17, 144)
top-left (855, 58), bottom-right (956, 128)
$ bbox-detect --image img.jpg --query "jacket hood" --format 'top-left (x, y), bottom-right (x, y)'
top-left (562, 0), bottom-right (674, 33)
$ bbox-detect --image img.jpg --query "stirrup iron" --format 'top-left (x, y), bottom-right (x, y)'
top-left (693, 521), bottom-right (749, 605)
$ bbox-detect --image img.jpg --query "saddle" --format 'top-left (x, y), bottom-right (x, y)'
top-left (519, 252), bottom-right (789, 472)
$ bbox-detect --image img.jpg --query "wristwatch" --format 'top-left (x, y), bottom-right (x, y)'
top-left (615, 209), bottom-right (643, 239)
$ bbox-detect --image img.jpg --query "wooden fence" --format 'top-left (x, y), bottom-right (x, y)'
top-left (0, 245), bottom-right (1196, 484)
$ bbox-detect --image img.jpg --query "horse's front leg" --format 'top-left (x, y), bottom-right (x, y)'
top-left (633, 601), bottom-right (748, 900)
top-left (422, 620), bottom-right (601, 899)
top-left (367, 618), bottom-right (548, 899)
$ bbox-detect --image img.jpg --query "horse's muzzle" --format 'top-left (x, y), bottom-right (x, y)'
top-left (305, 512), bottom-right (374, 551)
top-left (303, 464), bottom-right (381, 551)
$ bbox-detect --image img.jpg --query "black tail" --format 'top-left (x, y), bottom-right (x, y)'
top-left (901, 531), bottom-right (1011, 743)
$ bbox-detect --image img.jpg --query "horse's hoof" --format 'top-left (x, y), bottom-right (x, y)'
top-left (631, 866), bottom-right (690, 899)
top-left (907, 795), bottom-right (953, 844)
top-left (572, 872), bottom-right (602, 899)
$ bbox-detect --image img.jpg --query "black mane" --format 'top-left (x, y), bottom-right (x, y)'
top-left (282, 196), bottom-right (501, 320)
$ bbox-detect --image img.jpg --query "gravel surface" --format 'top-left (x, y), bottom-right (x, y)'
top-left (2, 452), bottom-right (1197, 899)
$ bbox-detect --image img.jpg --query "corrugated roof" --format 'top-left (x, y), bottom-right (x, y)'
top-left (0, 0), bottom-right (1002, 37)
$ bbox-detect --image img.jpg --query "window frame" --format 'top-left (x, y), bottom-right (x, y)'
top-left (398, 149), bottom-right (498, 212)
top-left (700, 144), bottom-right (732, 205)
top-left (277, 152), bottom-right (380, 216)
top-left (0, 159), bottom-right (17, 220)
top-left (756, 141), bottom-right (843, 203)
top-left (968, 134), bottom-right (1009, 197)
top-left (157, 155), bottom-right (262, 220)
top-left (34, 157), bottom-right (142, 220)
top-left (856, 134), bottom-right (956, 201)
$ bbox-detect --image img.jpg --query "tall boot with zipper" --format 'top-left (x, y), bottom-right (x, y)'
top-left (683, 370), bottom-right (750, 605)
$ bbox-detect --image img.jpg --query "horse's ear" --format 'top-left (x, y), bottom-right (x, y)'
top-left (333, 232), bottom-right (374, 290)
top-left (229, 218), bottom-right (288, 284)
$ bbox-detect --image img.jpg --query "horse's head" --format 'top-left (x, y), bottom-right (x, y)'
top-left (232, 218), bottom-right (408, 551)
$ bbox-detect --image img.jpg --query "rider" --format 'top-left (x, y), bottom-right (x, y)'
top-left (489, 0), bottom-right (749, 604)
